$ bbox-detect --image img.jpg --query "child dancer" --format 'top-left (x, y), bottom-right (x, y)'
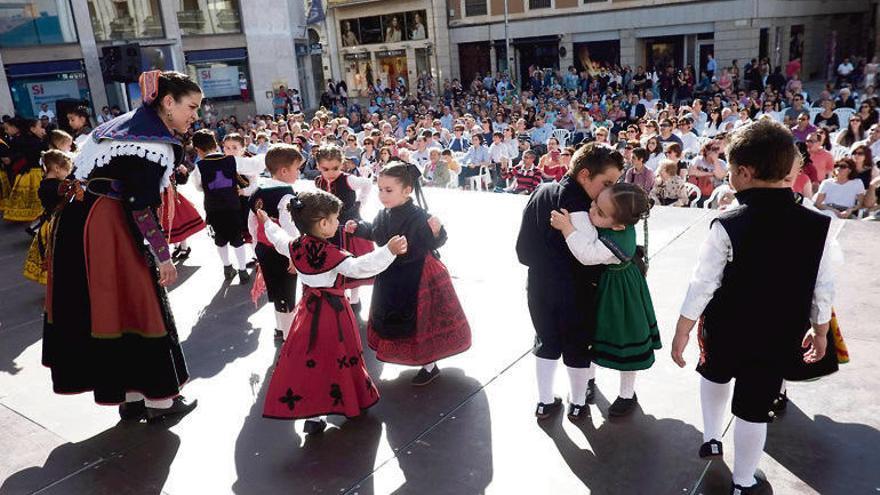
top-left (160, 160), bottom-right (206, 262)
top-left (224, 133), bottom-right (258, 255)
top-left (258, 190), bottom-right (407, 434)
top-left (313, 144), bottom-right (375, 314)
top-left (247, 144), bottom-right (303, 342)
top-left (23, 150), bottom-right (71, 284)
top-left (549, 183), bottom-right (660, 418)
top-left (516, 142), bottom-right (624, 419)
top-left (346, 161), bottom-right (472, 386)
top-left (671, 120), bottom-right (836, 495)
top-left (4, 117), bottom-right (46, 223)
top-left (190, 129), bottom-right (265, 283)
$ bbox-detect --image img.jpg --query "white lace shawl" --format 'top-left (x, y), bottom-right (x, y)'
top-left (74, 138), bottom-right (175, 191)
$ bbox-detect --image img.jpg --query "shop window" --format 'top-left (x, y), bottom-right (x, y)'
top-left (88, 0), bottom-right (165, 41)
top-left (0, 0), bottom-right (78, 47)
top-left (529, 0), bottom-right (551, 9)
top-left (338, 9), bottom-right (429, 47)
top-left (464, 0), bottom-right (487, 17)
top-left (7, 61), bottom-right (91, 119)
top-left (185, 49), bottom-right (250, 103)
top-left (178, 0), bottom-right (241, 36)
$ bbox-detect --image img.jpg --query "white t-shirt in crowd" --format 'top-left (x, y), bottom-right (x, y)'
top-left (818, 178), bottom-right (865, 208)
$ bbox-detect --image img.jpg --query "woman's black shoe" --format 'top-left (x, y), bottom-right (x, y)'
top-left (535, 397), bottom-right (563, 419)
top-left (608, 394), bottom-right (638, 417)
top-left (118, 400), bottom-right (146, 421)
top-left (303, 418), bottom-right (327, 435)
top-left (771, 392), bottom-right (788, 414)
top-left (172, 246), bottom-right (191, 262)
top-left (699, 439), bottom-right (724, 458)
top-left (146, 396), bottom-right (198, 423)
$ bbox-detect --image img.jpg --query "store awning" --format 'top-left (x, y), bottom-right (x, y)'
top-left (185, 48), bottom-right (248, 64)
top-left (5, 59), bottom-right (84, 78)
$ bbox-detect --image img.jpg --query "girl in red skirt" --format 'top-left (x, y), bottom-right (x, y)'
top-left (314, 144), bottom-right (375, 315)
top-left (159, 163), bottom-right (206, 262)
top-left (345, 161), bottom-right (472, 386)
top-left (257, 190), bottom-right (407, 434)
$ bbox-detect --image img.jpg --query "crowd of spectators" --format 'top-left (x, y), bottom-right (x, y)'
top-left (3, 54), bottom-right (879, 220)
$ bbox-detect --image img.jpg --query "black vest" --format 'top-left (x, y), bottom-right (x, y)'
top-left (516, 175), bottom-right (605, 299)
top-left (249, 185), bottom-right (295, 220)
top-left (316, 174), bottom-right (360, 222)
top-left (198, 153), bottom-right (240, 211)
top-left (703, 188), bottom-right (832, 377)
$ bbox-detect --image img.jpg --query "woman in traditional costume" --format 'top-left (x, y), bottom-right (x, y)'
top-left (43, 71), bottom-right (201, 423)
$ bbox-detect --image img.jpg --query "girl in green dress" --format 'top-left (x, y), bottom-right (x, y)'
top-left (550, 182), bottom-right (659, 418)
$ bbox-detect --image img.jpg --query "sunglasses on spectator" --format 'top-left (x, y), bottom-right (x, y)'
top-left (835, 164), bottom-right (851, 169)
top-left (853, 151), bottom-right (865, 156)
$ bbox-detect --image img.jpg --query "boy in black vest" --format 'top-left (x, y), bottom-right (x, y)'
top-left (191, 129), bottom-right (265, 283)
top-left (247, 144), bottom-right (302, 342)
top-left (672, 119), bottom-right (835, 495)
top-left (516, 143), bottom-right (624, 420)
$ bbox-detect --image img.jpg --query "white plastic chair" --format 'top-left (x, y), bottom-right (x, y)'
top-left (809, 108), bottom-right (822, 124)
top-left (446, 169), bottom-right (460, 189)
top-left (551, 129), bottom-right (571, 147)
top-left (771, 111), bottom-right (786, 123)
top-left (683, 182), bottom-right (702, 207)
top-left (703, 184), bottom-right (732, 209)
top-left (831, 145), bottom-right (851, 160)
top-left (834, 108), bottom-right (856, 130)
top-left (466, 165), bottom-right (492, 191)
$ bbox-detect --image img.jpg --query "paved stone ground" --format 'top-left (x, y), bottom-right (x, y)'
top-left (0, 186), bottom-right (877, 495)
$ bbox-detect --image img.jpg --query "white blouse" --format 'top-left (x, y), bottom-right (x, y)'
top-left (263, 220), bottom-right (395, 288)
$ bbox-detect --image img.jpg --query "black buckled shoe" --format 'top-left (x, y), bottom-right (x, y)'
top-left (274, 329), bottom-right (284, 342)
top-left (699, 439), bottom-right (724, 458)
top-left (608, 394), bottom-right (638, 417)
top-left (223, 265), bottom-right (236, 281)
top-left (146, 396), bottom-right (198, 424)
top-left (238, 269), bottom-right (250, 283)
top-left (535, 397), bottom-right (563, 419)
top-left (246, 257), bottom-right (257, 269)
top-left (172, 246), bottom-right (191, 262)
top-left (730, 469), bottom-right (773, 495)
top-left (118, 400), bottom-right (146, 421)
top-left (411, 365), bottom-right (441, 386)
top-left (586, 378), bottom-right (596, 404)
top-left (771, 392), bottom-right (788, 414)
top-left (303, 418), bottom-right (327, 435)
top-left (567, 402), bottom-right (588, 421)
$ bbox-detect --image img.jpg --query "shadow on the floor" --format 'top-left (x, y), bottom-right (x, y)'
top-left (0, 423), bottom-right (180, 495)
top-left (539, 388), bottom-right (711, 494)
top-left (765, 402), bottom-right (880, 495)
top-left (180, 282), bottom-right (261, 380)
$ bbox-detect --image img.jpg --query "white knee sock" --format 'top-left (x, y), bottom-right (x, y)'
top-left (274, 310), bottom-right (294, 332)
top-left (585, 363), bottom-right (596, 381)
top-left (179, 239), bottom-right (189, 250)
top-left (234, 245), bottom-right (249, 270)
top-left (217, 245), bottom-right (231, 266)
top-left (422, 362), bottom-right (436, 372)
top-left (732, 416), bottom-right (767, 487)
top-left (125, 392), bottom-right (145, 403)
top-left (144, 398), bottom-right (174, 409)
top-left (700, 377), bottom-right (732, 442)
top-left (566, 366), bottom-right (590, 406)
top-left (349, 287), bottom-right (361, 305)
top-left (535, 357), bottom-right (558, 404)
top-left (619, 371), bottom-right (637, 399)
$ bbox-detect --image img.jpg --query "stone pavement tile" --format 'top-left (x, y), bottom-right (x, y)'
top-left (832, 221), bottom-right (879, 343)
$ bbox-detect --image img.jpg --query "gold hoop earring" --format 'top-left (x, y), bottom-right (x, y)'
top-left (166, 112), bottom-right (173, 120)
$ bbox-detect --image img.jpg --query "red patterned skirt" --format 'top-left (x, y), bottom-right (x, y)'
top-left (160, 188), bottom-right (206, 244)
top-left (368, 256), bottom-right (471, 365)
top-left (263, 287), bottom-right (379, 420)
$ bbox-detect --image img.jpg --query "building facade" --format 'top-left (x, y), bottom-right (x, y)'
top-left (322, 0), bottom-right (453, 99)
top-left (445, 0), bottom-right (877, 87)
top-left (0, 0), bottom-right (321, 119)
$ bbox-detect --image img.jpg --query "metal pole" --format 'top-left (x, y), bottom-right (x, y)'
top-left (504, 0), bottom-right (511, 80)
